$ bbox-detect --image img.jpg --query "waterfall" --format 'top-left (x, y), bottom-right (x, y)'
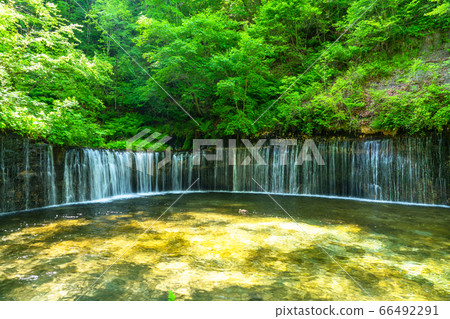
top-left (63, 149), bottom-right (133, 202)
top-left (0, 138), bottom-right (7, 212)
top-left (0, 135), bottom-right (448, 213)
top-left (60, 136), bottom-right (448, 206)
top-left (23, 140), bottom-right (30, 210)
top-left (42, 144), bottom-right (57, 206)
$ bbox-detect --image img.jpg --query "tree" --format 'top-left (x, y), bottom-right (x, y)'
top-left (0, 0), bottom-right (112, 146)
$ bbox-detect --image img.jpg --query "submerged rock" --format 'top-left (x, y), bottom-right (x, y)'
top-left (238, 209), bottom-right (248, 215)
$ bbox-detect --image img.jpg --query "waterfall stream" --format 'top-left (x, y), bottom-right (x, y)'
top-left (0, 135), bottom-right (448, 213)
top-left (62, 136), bottom-right (448, 206)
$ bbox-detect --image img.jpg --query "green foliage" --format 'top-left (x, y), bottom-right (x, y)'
top-left (425, 0), bottom-right (450, 17)
top-left (276, 90), bottom-right (348, 135)
top-left (101, 113), bottom-right (145, 139)
top-left (1, 0), bottom-right (449, 147)
top-left (368, 57), bottom-right (450, 134)
top-left (168, 290), bottom-right (176, 301)
top-left (372, 83), bottom-right (450, 134)
top-left (136, 12), bottom-right (243, 120)
top-left (0, 0), bottom-right (112, 147)
top-left (0, 91), bottom-right (50, 140)
top-left (47, 99), bottom-right (105, 147)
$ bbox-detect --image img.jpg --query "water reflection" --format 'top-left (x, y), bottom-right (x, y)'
top-left (0, 193), bottom-right (448, 301)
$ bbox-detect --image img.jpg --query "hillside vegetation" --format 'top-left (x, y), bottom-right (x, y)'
top-left (0, 0), bottom-right (449, 148)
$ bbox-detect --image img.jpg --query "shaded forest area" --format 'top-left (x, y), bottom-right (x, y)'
top-left (0, 0), bottom-right (449, 148)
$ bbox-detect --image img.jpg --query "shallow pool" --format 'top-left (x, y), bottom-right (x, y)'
top-left (0, 193), bottom-right (448, 300)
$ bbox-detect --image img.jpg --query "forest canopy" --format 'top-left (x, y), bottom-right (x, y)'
top-left (0, 0), bottom-right (449, 148)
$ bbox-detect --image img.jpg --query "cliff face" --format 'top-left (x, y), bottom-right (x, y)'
top-left (0, 134), bottom-right (65, 212)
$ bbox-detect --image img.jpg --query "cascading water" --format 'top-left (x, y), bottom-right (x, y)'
top-left (63, 149), bottom-right (133, 203)
top-left (61, 136), bottom-right (448, 206)
top-left (23, 140), bottom-right (30, 210)
top-left (41, 144), bottom-right (57, 207)
top-left (0, 135), bottom-right (448, 213)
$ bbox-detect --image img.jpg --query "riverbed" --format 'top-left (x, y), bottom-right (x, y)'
top-left (0, 193), bottom-right (448, 300)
